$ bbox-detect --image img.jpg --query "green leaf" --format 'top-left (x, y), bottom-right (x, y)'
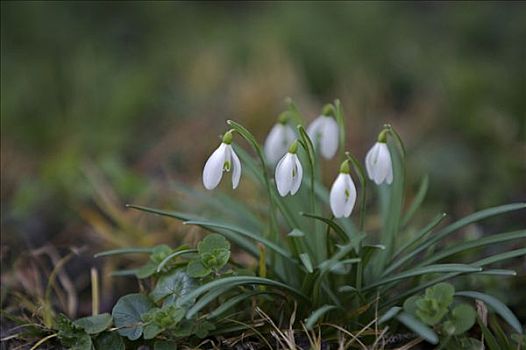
top-left (94, 247), bottom-right (153, 258)
top-left (305, 305), bottom-right (339, 330)
top-left (186, 259), bottom-right (212, 278)
top-left (411, 283), bottom-right (454, 326)
top-left (391, 212), bottom-right (447, 264)
top-left (478, 318), bottom-right (501, 350)
top-left (71, 334), bottom-right (93, 350)
top-left (184, 220), bottom-right (294, 263)
top-left (396, 312), bottom-right (439, 344)
top-left (444, 304), bottom-right (476, 335)
top-left (178, 276), bottom-right (308, 312)
top-left (206, 290), bottom-right (277, 319)
top-left (74, 313), bottom-right (113, 334)
top-left (198, 233), bottom-right (230, 254)
top-left (456, 291), bottom-right (522, 334)
top-left (378, 306), bottom-right (402, 324)
top-left (156, 249), bottom-right (198, 273)
top-left (385, 203), bottom-right (526, 275)
top-left (419, 230), bottom-right (526, 267)
top-left (150, 269), bottom-right (197, 307)
top-left (299, 253), bottom-right (314, 273)
top-left (425, 282), bottom-right (454, 307)
top-left (198, 234), bottom-right (230, 270)
top-left (135, 261), bottom-right (158, 279)
top-left (365, 264), bottom-right (481, 290)
top-left (94, 331), bottom-right (125, 350)
top-left (382, 248), bottom-right (526, 308)
top-left (300, 212), bottom-right (349, 243)
top-left (112, 293), bottom-right (154, 340)
top-left (143, 323), bottom-right (164, 340)
top-left (56, 314), bottom-right (93, 350)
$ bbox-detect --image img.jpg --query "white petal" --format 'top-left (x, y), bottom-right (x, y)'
top-left (342, 174), bottom-right (357, 217)
top-left (275, 153), bottom-right (294, 196)
top-left (203, 143), bottom-right (227, 190)
top-left (290, 155), bottom-right (303, 195)
top-left (264, 124), bottom-right (289, 165)
top-left (229, 146), bottom-right (242, 189)
top-left (306, 116), bottom-right (324, 146)
top-left (375, 143), bottom-right (391, 185)
top-left (320, 117), bottom-right (339, 159)
top-left (365, 143), bottom-right (380, 182)
top-left (330, 173), bottom-right (348, 218)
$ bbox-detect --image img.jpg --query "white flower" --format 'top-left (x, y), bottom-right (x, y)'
top-left (365, 142), bottom-right (393, 185)
top-left (202, 137), bottom-right (241, 190)
top-left (330, 171), bottom-right (357, 218)
top-left (275, 145), bottom-right (303, 196)
top-left (264, 123), bottom-right (296, 165)
top-left (307, 115), bottom-right (339, 159)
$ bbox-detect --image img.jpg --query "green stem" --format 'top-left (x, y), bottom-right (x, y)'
top-left (227, 121), bottom-right (280, 262)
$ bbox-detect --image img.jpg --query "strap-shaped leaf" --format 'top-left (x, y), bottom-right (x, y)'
top-left (402, 175), bottom-right (429, 227)
top-left (384, 203), bottom-right (526, 275)
top-left (178, 276), bottom-right (309, 316)
top-left (396, 312), bottom-right (438, 344)
top-left (418, 230), bottom-right (526, 267)
top-left (95, 247), bottom-right (153, 258)
top-left (378, 306), bottom-right (402, 324)
top-left (365, 264), bottom-right (481, 291)
top-left (305, 305), bottom-right (339, 330)
top-left (456, 291), bottom-right (522, 334)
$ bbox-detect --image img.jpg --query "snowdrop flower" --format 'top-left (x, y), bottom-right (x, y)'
top-left (275, 141), bottom-right (303, 196)
top-left (307, 114), bottom-right (339, 159)
top-left (365, 130), bottom-right (393, 185)
top-left (202, 130), bottom-right (241, 190)
top-left (330, 160), bottom-right (357, 218)
top-left (264, 114), bottom-right (296, 165)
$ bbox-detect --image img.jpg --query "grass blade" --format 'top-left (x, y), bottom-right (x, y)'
top-left (383, 203), bottom-right (526, 276)
top-left (178, 276), bottom-right (309, 313)
top-left (418, 230), bottom-right (526, 267)
top-left (365, 264), bottom-right (481, 291)
top-left (94, 247), bottom-right (153, 258)
top-left (378, 306), bottom-right (402, 324)
top-left (305, 305), bottom-right (339, 330)
top-left (395, 312), bottom-right (438, 344)
top-left (391, 213), bottom-right (447, 263)
top-left (456, 291), bottom-right (522, 334)
top-left (183, 220), bottom-right (294, 263)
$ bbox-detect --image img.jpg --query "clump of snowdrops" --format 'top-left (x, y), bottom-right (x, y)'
top-left (36, 99), bottom-right (526, 349)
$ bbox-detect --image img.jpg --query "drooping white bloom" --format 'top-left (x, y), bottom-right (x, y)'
top-left (202, 134), bottom-right (241, 190)
top-left (264, 123), bottom-right (296, 165)
top-left (307, 115), bottom-right (339, 159)
top-left (275, 143), bottom-right (303, 196)
top-left (330, 171), bottom-right (357, 218)
top-left (365, 142), bottom-right (393, 185)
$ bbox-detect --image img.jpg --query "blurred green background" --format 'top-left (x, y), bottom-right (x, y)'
top-left (1, 1), bottom-right (525, 319)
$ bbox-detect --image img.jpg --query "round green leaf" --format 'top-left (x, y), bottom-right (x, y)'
top-left (198, 234), bottom-right (230, 255)
top-left (112, 293), bottom-right (153, 340)
top-left (74, 313), bottom-right (113, 334)
top-left (447, 303), bottom-right (476, 335)
top-left (150, 269), bottom-right (197, 307)
top-left (94, 331), bottom-right (125, 350)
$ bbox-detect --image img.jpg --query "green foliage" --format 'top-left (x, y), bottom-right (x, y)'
top-left (48, 108), bottom-right (523, 348)
top-left (74, 313), bottom-right (113, 334)
top-left (55, 314), bottom-right (93, 350)
top-left (150, 269), bottom-right (197, 307)
top-left (112, 293), bottom-right (154, 340)
top-left (186, 234), bottom-right (231, 277)
top-left (403, 282), bottom-right (478, 344)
